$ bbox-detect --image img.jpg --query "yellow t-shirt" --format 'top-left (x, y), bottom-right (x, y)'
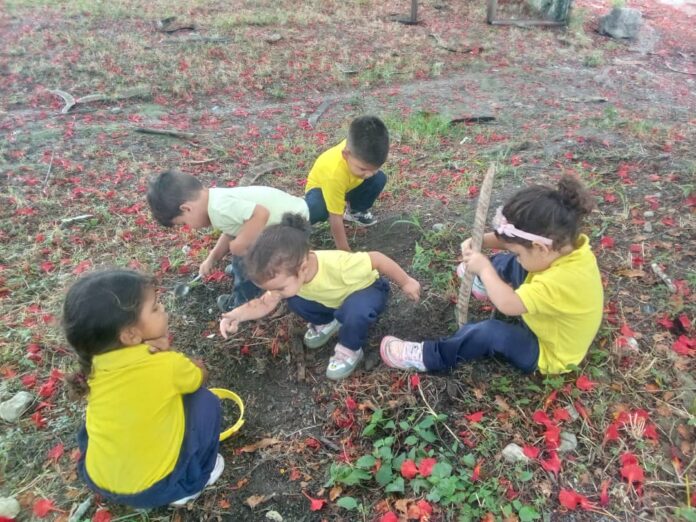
top-left (207, 187), bottom-right (309, 237)
top-left (305, 140), bottom-right (365, 215)
top-left (84, 344), bottom-right (203, 494)
top-left (297, 251), bottom-right (379, 309)
top-left (515, 235), bottom-right (603, 374)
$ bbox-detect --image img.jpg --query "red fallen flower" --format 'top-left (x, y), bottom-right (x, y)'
top-left (21, 373), bottom-right (37, 389)
top-left (410, 374), bottom-right (421, 388)
top-left (672, 336), bottom-right (695, 356)
top-left (523, 445), bottom-right (540, 459)
top-left (465, 411), bottom-right (484, 423)
top-left (416, 499), bottom-right (433, 517)
top-left (599, 236), bottom-right (615, 248)
top-left (543, 389), bottom-right (558, 410)
top-left (558, 488), bottom-right (595, 510)
top-left (31, 412), bottom-right (47, 429)
top-left (619, 451), bottom-right (638, 467)
top-left (38, 379), bottom-right (58, 399)
top-left (93, 509), bottom-right (112, 522)
top-left (553, 407), bottom-right (571, 422)
top-left (471, 461), bottom-right (481, 482)
top-left (302, 492), bottom-right (325, 511)
top-left (379, 512), bottom-right (399, 522)
top-left (621, 463), bottom-right (645, 485)
top-left (619, 323), bottom-right (636, 337)
top-left (304, 437), bottom-right (321, 450)
top-left (532, 410), bottom-right (553, 427)
top-left (47, 442), bottom-right (64, 462)
top-left (604, 422), bottom-right (620, 443)
top-left (345, 396), bottom-right (357, 411)
top-left (544, 424), bottom-right (561, 449)
top-left (643, 423), bottom-right (659, 441)
top-left (575, 375), bottom-right (597, 392)
top-left (540, 451), bottom-right (561, 475)
top-left (418, 457), bottom-right (437, 478)
top-left (599, 480), bottom-right (610, 507)
top-left (401, 459), bottom-right (418, 479)
top-left (32, 498), bottom-right (58, 518)
top-left (574, 400), bottom-right (591, 426)
top-left (678, 313), bottom-right (692, 332)
top-left (657, 314), bottom-right (674, 329)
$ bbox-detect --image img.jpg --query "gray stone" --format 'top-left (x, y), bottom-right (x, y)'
top-left (0, 497), bottom-right (20, 519)
top-left (432, 223), bottom-right (445, 232)
top-left (629, 23), bottom-right (659, 55)
top-left (266, 511), bottom-right (283, 522)
top-left (643, 211), bottom-right (654, 218)
top-left (559, 431), bottom-right (578, 453)
top-left (502, 443), bottom-right (531, 464)
top-left (643, 221), bottom-right (653, 233)
top-left (0, 391), bottom-right (33, 423)
top-left (599, 8), bottom-right (643, 39)
top-left (0, 381), bottom-right (10, 401)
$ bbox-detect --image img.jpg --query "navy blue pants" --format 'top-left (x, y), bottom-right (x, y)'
top-left (228, 255), bottom-right (263, 307)
top-left (423, 254), bottom-right (539, 374)
top-left (287, 278), bottom-right (390, 350)
top-left (77, 387), bottom-right (221, 509)
top-left (305, 170), bottom-right (387, 224)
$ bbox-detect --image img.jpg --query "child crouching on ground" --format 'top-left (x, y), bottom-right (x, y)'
top-left (219, 213), bottom-right (421, 380)
top-left (381, 175), bottom-right (603, 375)
top-left (63, 270), bottom-right (223, 508)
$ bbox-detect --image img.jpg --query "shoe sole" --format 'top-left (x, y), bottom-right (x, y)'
top-left (326, 350), bottom-right (364, 380)
top-left (170, 454), bottom-right (224, 507)
top-left (343, 216), bottom-right (378, 227)
top-left (379, 336), bottom-right (399, 368)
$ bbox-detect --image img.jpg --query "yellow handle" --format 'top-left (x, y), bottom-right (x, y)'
top-left (210, 388), bottom-right (245, 441)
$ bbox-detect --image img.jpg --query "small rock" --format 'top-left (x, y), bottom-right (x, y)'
top-left (643, 222), bottom-right (653, 233)
top-left (559, 431), bottom-right (578, 453)
top-left (502, 443), bottom-right (530, 464)
top-left (0, 391), bottom-right (34, 423)
top-left (566, 404), bottom-right (580, 421)
top-left (110, 107), bottom-right (122, 114)
top-left (0, 497), bottom-right (20, 519)
top-left (432, 223), bottom-right (445, 232)
top-left (264, 33), bottom-right (282, 44)
top-left (0, 381), bottom-right (11, 401)
top-left (643, 211), bottom-right (654, 218)
top-left (599, 8), bottom-right (643, 39)
top-left (266, 511), bottom-right (283, 522)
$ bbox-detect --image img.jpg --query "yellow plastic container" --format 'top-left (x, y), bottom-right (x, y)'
top-left (210, 388), bottom-right (245, 441)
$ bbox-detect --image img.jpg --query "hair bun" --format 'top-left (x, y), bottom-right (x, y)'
top-left (557, 175), bottom-right (594, 217)
top-left (280, 212), bottom-right (312, 236)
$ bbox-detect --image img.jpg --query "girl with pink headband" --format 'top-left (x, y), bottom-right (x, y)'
top-left (380, 175), bottom-right (603, 376)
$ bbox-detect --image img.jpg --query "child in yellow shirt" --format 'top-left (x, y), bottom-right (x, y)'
top-left (305, 115), bottom-right (389, 251)
top-left (63, 269), bottom-right (223, 508)
top-left (219, 213), bottom-right (421, 380)
top-left (381, 175), bottom-right (603, 375)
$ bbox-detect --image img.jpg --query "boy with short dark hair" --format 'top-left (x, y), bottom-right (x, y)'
top-left (147, 170), bottom-right (310, 312)
top-left (305, 115), bottom-right (389, 251)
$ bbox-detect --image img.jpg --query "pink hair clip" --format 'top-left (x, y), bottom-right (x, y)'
top-left (493, 206), bottom-right (553, 246)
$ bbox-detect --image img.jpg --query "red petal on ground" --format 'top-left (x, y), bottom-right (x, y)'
top-left (559, 489), bottom-right (580, 509)
top-left (379, 513), bottom-right (399, 522)
top-left (401, 459), bottom-right (418, 479)
top-left (47, 443), bottom-right (64, 462)
top-left (471, 462), bottom-right (481, 482)
top-left (345, 396), bottom-right (357, 411)
top-left (93, 509), bottom-right (112, 522)
top-left (32, 499), bottom-right (57, 518)
top-left (532, 410), bottom-right (553, 426)
top-left (301, 492), bottom-right (326, 511)
top-left (540, 451), bottom-right (561, 475)
top-left (599, 236), bottom-right (615, 248)
top-left (678, 314), bottom-right (692, 332)
top-left (410, 374), bottom-right (421, 388)
top-left (544, 424), bottom-right (561, 449)
top-left (619, 451), bottom-right (639, 467)
top-left (657, 314), bottom-right (674, 329)
top-left (575, 375), bottom-right (597, 392)
top-left (465, 411), bottom-right (484, 423)
top-left (553, 407), bottom-right (571, 422)
top-left (621, 463), bottom-right (645, 485)
top-left (620, 323), bottom-right (636, 337)
top-left (543, 389), bottom-right (558, 410)
top-left (418, 457), bottom-right (437, 478)
top-left (604, 422), bottom-right (621, 443)
top-left (599, 480), bottom-right (610, 507)
top-left (523, 445), bottom-right (540, 459)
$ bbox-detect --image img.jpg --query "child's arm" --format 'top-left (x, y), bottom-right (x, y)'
top-left (219, 291), bottom-right (281, 339)
top-left (201, 233), bottom-right (233, 276)
top-left (190, 359), bottom-right (209, 384)
top-left (461, 232), bottom-right (507, 254)
top-left (329, 213), bottom-right (351, 251)
top-left (228, 204), bottom-right (270, 256)
top-left (368, 252), bottom-right (421, 302)
top-left (462, 249), bottom-right (527, 316)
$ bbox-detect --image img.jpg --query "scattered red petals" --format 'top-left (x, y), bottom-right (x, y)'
top-left (523, 445), bottom-right (540, 459)
top-left (32, 498), bottom-right (57, 518)
top-left (599, 236), bottom-right (615, 248)
top-left (47, 443), bottom-right (64, 462)
top-left (410, 374), bottom-right (421, 388)
top-left (599, 480), bottom-right (610, 507)
top-left (558, 488), bottom-right (595, 510)
top-left (540, 451), bottom-right (561, 475)
top-left (465, 411), bottom-right (484, 423)
top-left (302, 492), bottom-right (325, 511)
top-left (93, 509), bottom-right (112, 522)
top-left (418, 457), bottom-right (437, 478)
top-left (379, 512), bottom-right (399, 522)
top-left (575, 375), bottom-right (597, 392)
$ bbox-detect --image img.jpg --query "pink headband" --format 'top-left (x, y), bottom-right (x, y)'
top-left (493, 206), bottom-right (554, 246)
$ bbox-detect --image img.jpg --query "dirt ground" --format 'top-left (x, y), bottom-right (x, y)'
top-left (1, 0), bottom-right (695, 521)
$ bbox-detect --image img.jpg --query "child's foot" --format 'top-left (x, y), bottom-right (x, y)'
top-left (343, 209), bottom-right (377, 227)
top-left (455, 263), bottom-right (489, 301)
top-left (380, 336), bottom-right (426, 371)
top-left (216, 294), bottom-right (236, 313)
top-left (304, 319), bottom-right (340, 349)
top-left (326, 344), bottom-right (363, 380)
top-left (170, 454), bottom-right (225, 507)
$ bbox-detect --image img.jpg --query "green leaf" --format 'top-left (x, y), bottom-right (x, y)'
top-left (336, 497), bottom-right (359, 510)
top-left (518, 470), bottom-right (534, 482)
top-left (378, 446), bottom-right (393, 460)
top-left (385, 477), bottom-right (405, 493)
top-left (518, 505), bottom-right (541, 522)
top-left (339, 468), bottom-right (371, 486)
top-left (675, 507), bottom-right (696, 522)
top-left (375, 464), bottom-right (393, 486)
top-left (356, 455), bottom-right (376, 469)
top-left (399, 420), bottom-right (411, 430)
top-left (362, 423), bottom-right (376, 437)
top-left (431, 462), bottom-right (453, 479)
top-left (417, 428), bottom-right (437, 443)
top-left (461, 453), bottom-right (476, 467)
top-left (418, 415), bottom-right (435, 429)
top-left (404, 435), bottom-right (419, 446)
top-left (384, 420), bottom-right (396, 430)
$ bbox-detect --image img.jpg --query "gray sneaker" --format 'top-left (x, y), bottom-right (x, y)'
top-left (343, 209), bottom-right (377, 227)
top-left (326, 344), bottom-right (364, 380)
top-left (304, 319), bottom-right (340, 349)
top-left (217, 294), bottom-right (236, 313)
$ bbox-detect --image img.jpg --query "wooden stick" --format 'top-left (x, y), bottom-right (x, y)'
top-left (456, 163), bottom-right (496, 325)
top-left (134, 127), bottom-right (197, 141)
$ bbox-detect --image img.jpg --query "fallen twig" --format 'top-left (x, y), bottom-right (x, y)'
top-left (307, 100), bottom-right (332, 129)
top-left (238, 161), bottom-right (285, 187)
top-left (664, 62), bottom-right (696, 76)
top-left (428, 33), bottom-right (482, 54)
top-left (651, 262), bottom-right (677, 293)
top-left (42, 149), bottom-right (55, 194)
top-left (163, 36), bottom-right (230, 44)
top-left (49, 90), bottom-right (76, 114)
top-left (68, 497), bottom-right (92, 522)
top-left (135, 127), bottom-right (198, 141)
top-left (60, 214), bottom-right (94, 227)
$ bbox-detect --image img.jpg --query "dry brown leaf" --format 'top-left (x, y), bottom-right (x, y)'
top-left (329, 486), bottom-right (343, 501)
top-left (218, 498), bottom-right (231, 509)
top-left (617, 268), bottom-right (646, 278)
top-left (495, 394), bottom-right (513, 413)
top-left (473, 387), bottom-right (485, 400)
top-left (239, 437), bottom-right (281, 453)
top-left (245, 494), bottom-right (272, 508)
top-left (232, 477), bottom-right (249, 490)
top-left (395, 498), bottom-right (411, 514)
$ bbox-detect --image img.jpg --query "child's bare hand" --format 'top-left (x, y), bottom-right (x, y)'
top-left (199, 257), bottom-right (215, 277)
top-left (461, 246), bottom-right (491, 275)
top-left (146, 335), bottom-right (171, 353)
top-left (219, 315), bottom-right (240, 339)
top-left (402, 277), bottom-right (421, 302)
top-left (460, 237), bottom-right (473, 257)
